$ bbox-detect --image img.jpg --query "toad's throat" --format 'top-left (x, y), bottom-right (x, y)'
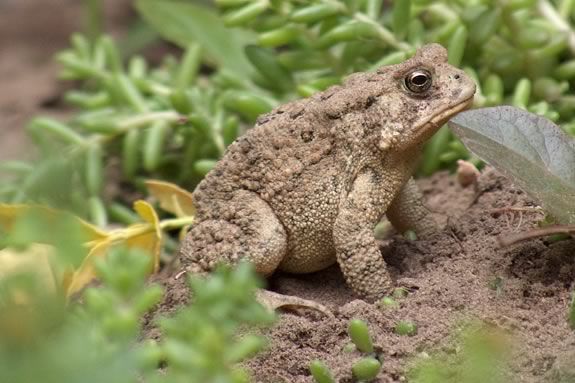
top-left (413, 95), bottom-right (475, 143)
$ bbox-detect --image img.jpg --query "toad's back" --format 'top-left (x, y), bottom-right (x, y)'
top-left (192, 95), bottom-right (347, 272)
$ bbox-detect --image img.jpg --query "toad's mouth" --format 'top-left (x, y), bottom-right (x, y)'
top-left (412, 94), bottom-right (475, 144)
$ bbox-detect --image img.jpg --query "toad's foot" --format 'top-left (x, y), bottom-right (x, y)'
top-left (256, 289), bottom-right (334, 318)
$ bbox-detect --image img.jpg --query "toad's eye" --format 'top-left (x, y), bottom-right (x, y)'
top-left (404, 69), bottom-right (432, 93)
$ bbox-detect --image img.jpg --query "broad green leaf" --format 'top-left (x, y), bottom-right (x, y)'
top-left (448, 106), bottom-right (575, 224)
top-left (135, 0), bottom-right (255, 76)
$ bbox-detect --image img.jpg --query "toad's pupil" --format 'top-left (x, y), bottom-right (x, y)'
top-left (412, 74), bottom-right (427, 85)
top-left (405, 69), bottom-right (432, 93)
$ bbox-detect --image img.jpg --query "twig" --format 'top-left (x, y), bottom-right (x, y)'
top-left (497, 225), bottom-right (575, 247)
top-left (489, 206), bottom-right (544, 214)
top-left (514, 211), bottom-right (524, 232)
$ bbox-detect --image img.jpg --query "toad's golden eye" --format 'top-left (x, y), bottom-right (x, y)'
top-left (405, 69), bottom-right (432, 93)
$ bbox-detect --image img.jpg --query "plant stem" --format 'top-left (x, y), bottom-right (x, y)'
top-left (103, 216), bottom-right (194, 244)
top-left (160, 216), bottom-right (195, 230)
top-left (497, 224), bottom-right (575, 247)
top-left (84, 0), bottom-right (103, 41)
top-left (118, 111), bottom-right (182, 131)
top-left (353, 13), bottom-right (411, 51)
top-left (538, 0), bottom-right (575, 55)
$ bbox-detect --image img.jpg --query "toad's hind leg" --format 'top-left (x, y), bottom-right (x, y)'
top-left (178, 190), bottom-right (333, 316)
top-left (179, 190), bottom-right (287, 275)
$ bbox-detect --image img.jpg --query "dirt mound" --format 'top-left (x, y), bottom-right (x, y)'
top-left (150, 168), bottom-right (575, 382)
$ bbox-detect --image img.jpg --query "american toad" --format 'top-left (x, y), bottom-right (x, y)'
top-left (179, 44), bottom-right (476, 303)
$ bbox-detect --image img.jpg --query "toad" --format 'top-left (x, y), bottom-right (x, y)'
top-left (179, 44), bottom-right (476, 305)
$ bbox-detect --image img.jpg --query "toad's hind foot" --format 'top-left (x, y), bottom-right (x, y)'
top-left (256, 289), bottom-right (334, 318)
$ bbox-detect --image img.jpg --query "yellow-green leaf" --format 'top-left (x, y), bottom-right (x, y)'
top-left (65, 239), bottom-right (111, 296)
top-left (145, 179), bottom-right (196, 218)
top-left (129, 200), bottom-right (162, 272)
top-left (0, 244), bottom-right (59, 300)
top-left (0, 204), bottom-right (108, 242)
top-left (66, 201), bottom-right (162, 296)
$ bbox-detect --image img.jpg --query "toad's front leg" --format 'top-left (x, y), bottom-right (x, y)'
top-left (386, 177), bottom-right (438, 237)
top-left (333, 170), bottom-right (395, 302)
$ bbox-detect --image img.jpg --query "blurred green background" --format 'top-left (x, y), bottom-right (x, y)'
top-left (2, 0), bottom-right (575, 228)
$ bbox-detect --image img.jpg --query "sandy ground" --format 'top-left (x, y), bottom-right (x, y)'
top-left (150, 169), bottom-right (575, 382)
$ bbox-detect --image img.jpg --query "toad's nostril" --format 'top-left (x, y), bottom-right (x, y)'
top-left (454, 74), bottom-right (461, 80)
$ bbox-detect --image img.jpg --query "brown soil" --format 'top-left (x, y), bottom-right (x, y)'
top-left (150, 168), bottom-right (575, 383)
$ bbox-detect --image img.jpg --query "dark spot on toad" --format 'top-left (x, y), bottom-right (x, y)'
top-left (365, 95), bottom-right (376, 108)
top-left (301, 131), bottom-right (314, 142)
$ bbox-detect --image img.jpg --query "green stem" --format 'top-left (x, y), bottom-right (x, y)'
top-left (117, 111), bottom-right (182, 131)
top-left (160, 216), bottom-right (195, 230)
top-left (84, 0), bottom-right (103, 41)
top-left (537, 0), bottom-right (575, 55)
top-left (353, 13), bottom-right (412, 51)
top-left (212, 107), bottom-right (227, 156)
top-left (425, 3), bottom-right (459, 22)
top-left (105, 216), bottom-right (194, 244)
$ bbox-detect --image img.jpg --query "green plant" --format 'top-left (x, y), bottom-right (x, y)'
top-left (393, 286), bottom-right (409, 299)
top-left (157, 262), bottom-right (276, 382)
top-left (378, 296), bottom-right (400, 310)
top-left (0, 214), bottom-right (274, 383)
top-left (449, 106), bottom-right (575, 225)
top-left (348, 318), bottom-right (375, 353)
top-left (311, 318), bottom-right (381, 382)
top-left (3, 0), bottom-right (575, 230)
top-left (310, 359), bottom-right (336, 383)
top-left (395, 320), bottom-right (418, 336)
top-left (408, 323), bottom-right (510, 383)
top-left (352, 357), bottom-right (382, 382)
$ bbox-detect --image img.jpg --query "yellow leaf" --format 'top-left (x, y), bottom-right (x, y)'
top-left (65, 240), bottom-right (111, 297)
top-left (0, 244), bottom-right (59, 301)
top-left (0, 203), bottom-right (163, 298)
top-left (0, 204), bottom-right (108, 242)
top-left (66, 201), bottom-right (162, 296)
top-left (128, 200), bottom-right (162, 272)
top-left (145, 179), bottom-right (196, 217)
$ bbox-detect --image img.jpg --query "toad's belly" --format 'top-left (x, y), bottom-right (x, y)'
top-left (278, 225), bottom-right (337, 273)
top-left (273, 188), bottom-right (341, 273)
top-left (270, 159), bottom-right (343, 273)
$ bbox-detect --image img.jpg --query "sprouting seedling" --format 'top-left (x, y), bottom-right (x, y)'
top-left (348, 319), bottom-right (374, 354)
top-left (309, 360), bottom-right (335, 383)
top-left (379, 296), bottom-right (399, 310)
top-left (404, 230), bottom-right (417, 240)
top-left (352, 357), bottom-right (382, 382)
top-left (395, 320), bottom-right (417, 336)
top-left (311, 319), bottom-right (381, 382)
top-left (488, 276), bottom-right (504, 296)
top-left (393, 287), bottom-right (409, 299)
